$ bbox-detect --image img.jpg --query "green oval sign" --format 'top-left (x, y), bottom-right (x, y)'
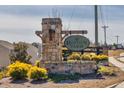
top-left (64, 35), bottom-right (90, 51)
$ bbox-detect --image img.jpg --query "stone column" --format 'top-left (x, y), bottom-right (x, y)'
top-left (41, 18), bottom-right (62, 63)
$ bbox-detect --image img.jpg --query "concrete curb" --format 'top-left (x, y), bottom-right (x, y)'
top-left (106, 83), bottom-right (119, 88)
top-left (115, 57), bottom-right (124, 63)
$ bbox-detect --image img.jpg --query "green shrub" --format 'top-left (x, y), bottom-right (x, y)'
top-left (48, 73), bottom-right (81, 83)
top-left (28, 66), bottom-right (48, 80)
top-left (9, 43), bottom-right (32, 64)
top-left (7, 61), bottom-right (32, 80)
top-left (97, 66), bottom-right (115, 76)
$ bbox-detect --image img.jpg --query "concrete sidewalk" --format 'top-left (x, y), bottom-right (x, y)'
top-left (109, 57), bottom-right (124, 88)
top-left (109, 57), bottom-right (124, 71)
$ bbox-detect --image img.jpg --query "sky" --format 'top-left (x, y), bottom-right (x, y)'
top-left (0, 5), bottom-right (124, 44)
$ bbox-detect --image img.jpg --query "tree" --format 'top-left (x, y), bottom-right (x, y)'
top-left (32, 42), bottom-right (39, 48)
top-left (9, 42), bottom-right (32, 64)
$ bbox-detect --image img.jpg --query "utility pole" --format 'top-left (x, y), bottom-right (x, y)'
top-left (115, 35), bottom-right (119, 45)
top-left (94, 5), bottom-right (99, 55)
top-left (95, 5), bottom-right (98, 46)
top-left (102, 25), bottom-right (109, 46)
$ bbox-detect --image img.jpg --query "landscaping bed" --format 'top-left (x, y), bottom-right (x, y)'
top-left (0, 64), bottom-right (124, 88)
top-left (0, 43), bottom-right (121, 88)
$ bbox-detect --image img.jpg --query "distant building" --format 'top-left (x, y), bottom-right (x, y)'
top-left (0, 40), bottom-right (39, 67)
top-left (32, 42), bottom-right (42, 58)
top-left (26, 43), bottom-right (40, 63)
top-left (108, 44), bottom-right (124, 50)
top-left (0, 40), bottom-right (13, 67)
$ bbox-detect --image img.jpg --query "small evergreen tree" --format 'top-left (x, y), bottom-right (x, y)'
top-left (9, 43), bottom-right (32, 64)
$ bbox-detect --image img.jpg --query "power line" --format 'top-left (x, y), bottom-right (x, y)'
top-left (99, 6), bottom-right (109, 46)
top-left (99, 6), bottom-right (105, 25)
top-left (67, 7), bottom-right (76, 30)
top-left (77, 6), bottom-right (86, 30)
top-left (99, 6), bottom-right (109, 26)
top-left (104, 6), bottom-right (109, 27)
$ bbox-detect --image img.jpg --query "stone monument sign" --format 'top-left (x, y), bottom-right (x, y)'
top-left (64, 35), bottom-right (90, 51)
top-left (35, 18), bottom-right (88, 62)
top-left (35, 18), bottom-right (98, 74)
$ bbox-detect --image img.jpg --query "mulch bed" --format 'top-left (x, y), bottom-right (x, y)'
top-left (0, 65), bottom-right (124, 88)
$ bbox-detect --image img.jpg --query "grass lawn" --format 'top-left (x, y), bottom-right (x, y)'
top-left (108, 49), bottom-right (124, 57)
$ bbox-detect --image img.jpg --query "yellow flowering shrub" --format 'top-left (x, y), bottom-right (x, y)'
top-left (92, 54), bottom-right (108, 61)
top-left (0, 72), bottom-right (3, 80)
top-left (81, 54), bottom-right (92, 60)
top-left (98, 66), bottom-right (115, 76)
top-left (7, 61), bottom-right (32, 79)
top-left (68, 52), bottom-right (81, 60)
top-left (0, 69), bottom-right (8, 79)
top-left (67, 52), bottom-right (108, 62)
top-left (28, 66), bottom-right (48, 80)
top-left (62, 47), bottom-right (68, 51)
top-left (81, 53), bottom-right (108, 61)
top-left (99, 55), bottom-right (108, 61)
top-left (67, 60), bottom-right (75, 63)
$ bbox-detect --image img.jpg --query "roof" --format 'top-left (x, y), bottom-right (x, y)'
top-left (0, 40), bottom-right (13, 50)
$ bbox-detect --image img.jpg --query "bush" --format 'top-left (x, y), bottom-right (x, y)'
top-left (0, 69), bottom-right (8, 78)
top-left (67, 60), bottom-right (75, 63)
top-left (98, 55), bottom-right (108, 61)
top-left (48, 73), bottom-right (81, 83)
top-left (28, 66), bottom-right (48, 80)
top-left (80, 53), bottom-right (108, 61)
top-left (9, 43), bottom-right (32, 64)
top-left (97, 66), bottom-right (115, 76)
top-left (0, 72), bottom-right (3, 80)
top-left (68, 52), bottom-right (80, 60)
top-left (81, 54), bottom-right (92, 60)
top-left (34, 60), bottom-right (40, 67)
top-left (67, 53), bottom-right (108, 62)
top-left (7, 61), bottom-right (32, 80)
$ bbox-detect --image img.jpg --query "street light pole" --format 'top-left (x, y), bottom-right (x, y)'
top-left (102, 25), bottom-right (109, 46)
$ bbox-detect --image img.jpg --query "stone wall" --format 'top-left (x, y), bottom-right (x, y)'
top-left (40, 61), bottom-right (97, 74)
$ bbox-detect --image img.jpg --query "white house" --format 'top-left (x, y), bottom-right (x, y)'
top-left (0, 40), bottom-right (40, 67)
top-left (0, 40), bottom-right (13, 67)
